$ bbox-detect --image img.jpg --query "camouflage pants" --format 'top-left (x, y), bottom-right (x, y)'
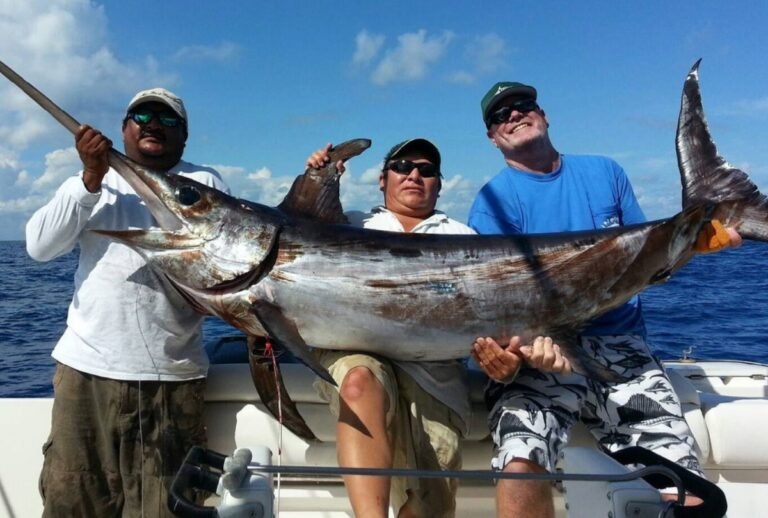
top-left (39, 363), bottom-right (208, 518)
top-left (487, 335), bottom-right (704, 478)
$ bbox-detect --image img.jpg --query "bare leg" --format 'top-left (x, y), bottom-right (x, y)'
top-left (497, 459), bottom-right (554, 518)
top-left (662, 493), bottom-right (703, 506)
top-left (337, 366), bottom-right (392, 518)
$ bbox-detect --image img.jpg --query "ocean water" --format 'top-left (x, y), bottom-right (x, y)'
top-left (1, 240), bottom-right (766, 397)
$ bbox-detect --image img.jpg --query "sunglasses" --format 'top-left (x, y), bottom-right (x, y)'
top-left (487, 99), bottom-right (539, 126)
top-left (125, 108), bottom-right (183, 128)
top-left (387, 159), bottom-right (440, 178)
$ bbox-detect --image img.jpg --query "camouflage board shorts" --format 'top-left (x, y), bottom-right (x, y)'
top-left (487, 335), bottom-right (704, 479)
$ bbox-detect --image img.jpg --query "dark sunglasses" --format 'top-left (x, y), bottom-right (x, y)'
top-left (387, 159), bottom-right (440, 178)
top-left (487, 99), bottom-right (539, 126)
top-left (125, 108), bottom-right (183, 128)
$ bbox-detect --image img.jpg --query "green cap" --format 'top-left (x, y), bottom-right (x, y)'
top-left (382, 138), bottom-right (441, 176)
top-left (480, 81), bottom-right (537, 126)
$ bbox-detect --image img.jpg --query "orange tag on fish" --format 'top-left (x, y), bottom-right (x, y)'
top-left (694, 219), bottom-right (732, 253)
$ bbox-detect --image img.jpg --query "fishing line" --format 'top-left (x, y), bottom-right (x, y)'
top-left (134, 268), bottom-right (163, 518)
top-left (264, 337), bottom-right (283, 517)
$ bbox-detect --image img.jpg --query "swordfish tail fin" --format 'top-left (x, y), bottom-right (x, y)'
top-left (676, 59), bottom-right (768, 242)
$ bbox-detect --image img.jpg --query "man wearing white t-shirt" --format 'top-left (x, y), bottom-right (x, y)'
top-left (26, 88), bottom-right (229, 517)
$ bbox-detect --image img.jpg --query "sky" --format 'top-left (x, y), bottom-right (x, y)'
top-left (1, 0), bottom-right (767, 240)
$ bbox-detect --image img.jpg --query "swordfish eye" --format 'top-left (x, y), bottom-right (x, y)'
top-left (176, 185), bottom-right (201, 206)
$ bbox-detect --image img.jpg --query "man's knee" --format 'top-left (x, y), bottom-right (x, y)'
top-left (502, 457), bottom-right (547, 474)
top-left (340, 366), bottom-right (386, 403)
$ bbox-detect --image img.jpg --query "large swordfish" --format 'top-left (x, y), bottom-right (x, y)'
top-left (3, 60), bottom-right (767, 437)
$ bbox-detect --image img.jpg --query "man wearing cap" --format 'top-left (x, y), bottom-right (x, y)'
top-left (27, 88), bottom-right (229, 517)
top-left (306, 139), bottom-right (472, 518)
top-left (467, 82), bottom-right (740, 517)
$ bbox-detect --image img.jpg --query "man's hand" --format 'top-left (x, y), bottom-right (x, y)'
top-left (472, 336), bottom-right (525, 383)
top-left (518, 336), bottom-right (572, 375)
top-left (306, 143), bottom-right (346, 173)
top-left (472, 336), bottom-right (572, 383)
top-left (694, 219), bottom-right (742, 254)
top-left (76, 125), bottom-right (112, 193)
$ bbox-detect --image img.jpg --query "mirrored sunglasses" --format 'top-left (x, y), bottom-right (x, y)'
top-left (387, 159), bottom-right (440, 178)
top-left (487, 99), bottom-right (539, 126)
top-left (126, 108), bottom-right (183, 128)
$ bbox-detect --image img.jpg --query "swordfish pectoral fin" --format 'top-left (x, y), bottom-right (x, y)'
top-left (247, 336), bottom-right (318, 441)
top-left (250, 300), bottom-right (337, 387)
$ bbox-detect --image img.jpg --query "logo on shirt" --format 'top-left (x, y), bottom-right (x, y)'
top-left (602, 215), bottom-right (620, 228)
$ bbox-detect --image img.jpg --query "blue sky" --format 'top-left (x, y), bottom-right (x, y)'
top-left (1, 0), bottom-right (767, 240)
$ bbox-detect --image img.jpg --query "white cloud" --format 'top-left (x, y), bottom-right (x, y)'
top-left (0, 0), bottom-right (185, 238)
top-left (359, 164), bottom-right (383, 183)
top-left (356, 30), bottom-right (504, 87)
top-left (0, 193), bottom-right (51, 214)
top-left (31, 147), bottom-right (80, 191)
top-left (340, 169), bottom-right (384, 212)
top-left (448, 71), bottom-right (475, 85)
top-left (247, 167), bottom-right (273, 181)
top-left (730, 97), bottom-right (768, 116)
top-left (205, 164), bottom-right (247, 179)
top-left (14, 169), bottom-right (30, 187)
top-left (464, 33), bottom-right (508, 75)
top-left (173, 42), bottom-right (241, 62)
top-left (353, 30), bottom-right (385, 66)
top-left (0, 1), bottom-right (177, 153)
top-left (370, 30), bottom-right (454, 85)
top-left (0, 149), bottom-right (18, 169)
top-left (246, 172), bottom-right (296, 206)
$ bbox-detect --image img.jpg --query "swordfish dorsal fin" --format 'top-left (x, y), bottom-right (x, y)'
top-left (278, 138), bottom-right (371, 224)
top-left (676, 59), bottom-right (768, 241)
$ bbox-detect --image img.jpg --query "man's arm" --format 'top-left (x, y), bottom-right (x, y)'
top-left (25, 176), bottom-right (101, 261)
top-left (467, 185), bottom-right (521, 235)
top-left (612, 161), bottom-right (646, 225)
top-left (26, 125), bottom-right (111, 261)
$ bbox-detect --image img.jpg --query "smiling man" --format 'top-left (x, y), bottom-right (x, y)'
top-left (26, 88), bottom-right (228, 517)
top-left (467, 81), bottom-right (731, 517)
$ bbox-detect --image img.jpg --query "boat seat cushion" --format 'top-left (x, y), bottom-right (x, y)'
top-left (667, 369), bottom-right (711, 463)
top-left (700, 393), bottom-right (768, 468)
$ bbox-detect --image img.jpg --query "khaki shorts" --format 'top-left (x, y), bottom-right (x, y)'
top-left (39, 363), bottom-right (208, 518)
top-left (313, 350), bottom-right (462, 518)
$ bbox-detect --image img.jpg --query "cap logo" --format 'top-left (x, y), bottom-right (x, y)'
top-left (495, 85), bottom-right (508, 95)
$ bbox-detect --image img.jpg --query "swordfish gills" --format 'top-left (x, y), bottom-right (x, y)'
top-left (3, 59), bottom-right (767, 439)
